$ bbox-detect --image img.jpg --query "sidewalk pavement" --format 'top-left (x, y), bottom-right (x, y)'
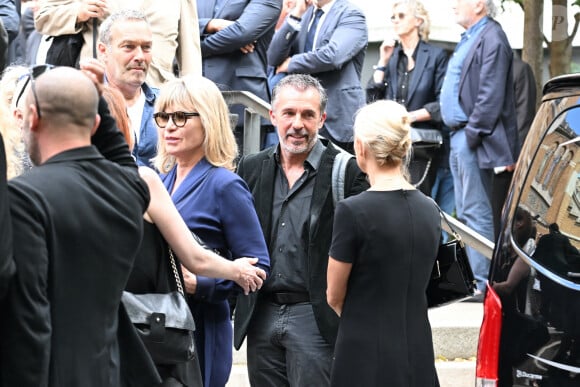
top-left (226, 300), bottom-right (483, 387)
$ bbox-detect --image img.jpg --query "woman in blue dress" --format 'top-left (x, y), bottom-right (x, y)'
top-left (153, 75), bottom-right (270, 387)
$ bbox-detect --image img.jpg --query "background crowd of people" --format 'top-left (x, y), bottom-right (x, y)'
top-left (0, 0), bottom-right (534, 386)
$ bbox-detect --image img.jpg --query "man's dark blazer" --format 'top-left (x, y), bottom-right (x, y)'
top-left (267, 0), bottom-right (367, 143)
top-left (197, 0), bottom-right (282, 118)
top-left (458, 18), bottom-right (519, 169)
top-left (512, 54), bottom-right (536, 149)
top-left (233, 139), bottom-right (368, 349)
top-left (0, 99), bottom-right (158, 387)
top-left (366, 40), bottom-right (449, 126)
top-left (0, 133), bottom-right (13, 300)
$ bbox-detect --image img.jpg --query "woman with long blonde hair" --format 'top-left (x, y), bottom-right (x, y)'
top-left (154, 75), bottom-right (269, 387)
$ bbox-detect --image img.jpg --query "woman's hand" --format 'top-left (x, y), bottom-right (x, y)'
top-left (233, 258), bottom-right (266, 295)
top-left (181, 265), bottom-right (198, 295)
top-left (79, 58), bottom-right (106, 95)
top-left (378, 37), bottom-right (397, 66)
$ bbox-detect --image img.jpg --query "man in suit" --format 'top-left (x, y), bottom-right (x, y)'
top-left (97, 9), bottom-right (157, 168)
top-left (0, 133), bottom-right (13, 300)
top-left (490, 53), bottom-right (537, 238)
top-left (234, 74), bottom-right (368, 386)
top-left (0, 65), bottom-right (153, 386)
top-left (197, 0), bottom-right (282, 149)
top-left (440, 0), bottom-right (519, 293)
top-left (268, 0), bottom-right (367, 153)
top-left (512, 54), bottom-right (536, 149)
top-left (0, 0), bottom-right (19, 70)
top-left (35, 0), bottom-right (201, 87)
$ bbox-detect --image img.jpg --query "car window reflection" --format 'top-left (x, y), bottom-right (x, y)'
top-left (513, 106), bottom-right (580, 287)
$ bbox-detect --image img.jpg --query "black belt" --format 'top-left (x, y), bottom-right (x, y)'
top-left (451, 123), bottom-right (466, 131)
top-left (263, 292), bottom-right (310, 305)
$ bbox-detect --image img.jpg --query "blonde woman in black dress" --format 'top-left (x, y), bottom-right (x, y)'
top-left (327, 100), bottom-right (441, 387)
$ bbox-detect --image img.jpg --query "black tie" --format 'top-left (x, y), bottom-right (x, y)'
top-left (304, 8), bottom-right (324, 52)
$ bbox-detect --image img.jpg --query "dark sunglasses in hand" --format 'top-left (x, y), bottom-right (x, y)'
top-left (15, 64), bottom-right (55, 119)
top-left (153, 111), bottom-right (200, 128)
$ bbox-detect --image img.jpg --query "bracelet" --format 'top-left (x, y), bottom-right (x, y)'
top-left (373, 65), bottom-right (387, 72)
top-left (289, 14), bottom-right (302, 22)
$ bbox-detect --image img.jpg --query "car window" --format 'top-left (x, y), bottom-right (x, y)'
top-left (512, 104), bottom-right (580, 289)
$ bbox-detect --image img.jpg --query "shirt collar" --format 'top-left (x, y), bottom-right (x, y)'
top-left (317, 0), bottom-right (335, 15)
top-left (274, 137), bottom-right (325, 171)
top-left (462, 15), bottom-right (489, 41)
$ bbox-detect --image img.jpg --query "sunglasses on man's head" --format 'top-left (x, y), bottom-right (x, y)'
top-left (15, 64), bottom-right (55, 119)
top-left (153, 111), bottom-right (200, 128)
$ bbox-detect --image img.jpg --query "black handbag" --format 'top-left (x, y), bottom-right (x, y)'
top-left (410, 127), bottom-right (443, 150)
top-left (45, 19), bottom-right (98, 67)
top-left (410, 127), bottom-right (443, 188)
top-left (427, 205), bottom-right (477, 308)
top-left (122, 249), bottom-right (196, 365)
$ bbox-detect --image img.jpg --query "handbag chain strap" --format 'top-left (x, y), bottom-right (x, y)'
top-left (168, 249), bottom-right (185, 296)
top-left (432, 200), bottom-right (464, 247)
top-left (412, 158), bottom-right (432, 188)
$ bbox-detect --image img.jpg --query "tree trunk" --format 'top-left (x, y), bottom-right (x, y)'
top-left (549, 0), bottom-right (572, 77)
top-left (522, 0), bottom-right (544, 105)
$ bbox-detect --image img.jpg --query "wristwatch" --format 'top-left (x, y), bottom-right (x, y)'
top-left (373, 65), bottom-right (387, 72)
top-left (289, 14), bottom-right (302, 22)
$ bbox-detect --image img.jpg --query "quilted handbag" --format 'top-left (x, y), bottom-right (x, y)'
top-left (122, 249), bottom-right (196, 365)
top-left (427, 205), bottom-right (477, 308)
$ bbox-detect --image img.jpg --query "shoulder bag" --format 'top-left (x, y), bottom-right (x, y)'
top-left (427, 204), bottom-right (477, 308)
top-left (410, 127), bottom-right (443, 188)
top-left (45, 19), bottom-right (97, 67)
top-left (121, 248), bottom-right (196, 365)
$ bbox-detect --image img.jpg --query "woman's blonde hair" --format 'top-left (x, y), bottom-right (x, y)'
top-left (393, 0), bottom-right (431, 41)
top-left (354, 100), bottom-right (412, 175)
top-left (0, 65), bottom-right (29, 179)
top-left (153, 75), bottom-right (238, 173)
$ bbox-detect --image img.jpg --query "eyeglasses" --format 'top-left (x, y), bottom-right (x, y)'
top-left (153, 111), bottom-right (200, 128)
top-left (390, 12), bottom-right (406, 21)
top-left (15, 64), bottom-right (55, 119)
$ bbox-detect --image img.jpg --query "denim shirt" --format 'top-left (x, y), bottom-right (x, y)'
top-left (133, 83), bottom-right (159, 168)
top-left (440, 16), bottom-right (489, 127)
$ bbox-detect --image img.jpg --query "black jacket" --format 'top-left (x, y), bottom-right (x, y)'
top-left (233, 139), bottom-right (368, 349)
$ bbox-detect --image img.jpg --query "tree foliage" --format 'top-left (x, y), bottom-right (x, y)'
top-left (502, 0), bottom-right (580, 78)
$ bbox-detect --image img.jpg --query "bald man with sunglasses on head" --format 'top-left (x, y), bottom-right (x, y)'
top-left (0, 64), bottom-right (156, 387)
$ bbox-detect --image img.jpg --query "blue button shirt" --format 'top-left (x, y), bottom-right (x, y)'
top-left (440, 17), bottom-right (489, 127)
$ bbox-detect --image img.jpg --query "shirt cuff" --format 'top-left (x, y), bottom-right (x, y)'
top-left (287, 15), bottom-right (302, 30)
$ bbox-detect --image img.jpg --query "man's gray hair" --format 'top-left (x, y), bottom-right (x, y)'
top-left (271, 74), bottom-right (328, 114)
top-left (99, 9), bottom-right (149, 45)
top-left (483, 0), bottom-right (497, 18)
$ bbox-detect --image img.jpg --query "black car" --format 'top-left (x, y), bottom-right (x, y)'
top-left (476, 74), bottom-right (580, 386)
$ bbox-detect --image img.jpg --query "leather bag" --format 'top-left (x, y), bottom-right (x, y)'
top-left (411, 127), bottom-right (443, 150)
top-left (45, 19), bottom-right (98, 68)
top-left (427, 205), bottom-right (477, 308)
top-left (122, 249), bottom-right (196, 365)
top-left (410, 127), bottom-right (443, 188)
top-left (45, 33), bottom-right (83, 68)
